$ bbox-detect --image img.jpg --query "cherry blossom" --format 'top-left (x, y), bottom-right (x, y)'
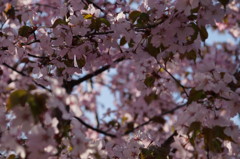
top-left (0, 0), bottom-right (239, 158)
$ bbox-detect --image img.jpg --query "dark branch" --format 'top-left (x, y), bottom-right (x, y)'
top-left (74, 31), bottom-right (114, 40)
top-left (87, 31), bottom-right (114, 37)
top-left (74, 116), bottom-right (117, 138)
top-left (124, 104), bottom-right (186, 135)
top-left (2, 63), bottom-right (51, 92)
top-left (63, 57), bottom-right (125, 93)
top-left (74, 104), bottom-right (185, 138)
top-left (1, 40), bottom-right (40, 51)
top-left (2, 63), bottom-right (26, 77)
top-left (27, 53), bottom-right (48, 59)
top-left (21, 40), bottom-right (40, 46)
top-left (84, 0), bottom-right (106, 13)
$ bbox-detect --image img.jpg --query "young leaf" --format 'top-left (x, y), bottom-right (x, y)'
top-left (18, 26), bottom-right (34, 38)
top-left (188, 89), bottom-right (206, 104)
top-left (51, 18), bottom-right (68, 28)
top-left (144, 92), bottom-right (158, 104)
top-left (77, 57), bottom-right (86, 68)
top-left (120, 36), bottom-right (127, 46)
top-left (187, 121), bottom-right (202, 146)
top-left (6, 90), bottom-right (28, 110)
top-left (129, 10), bottom-right (141, 23)
top-left (199, 26), bottom-right (208, 42)
top-left (144, 75), bottom-right (155, 88)
top-left (4, 3), bottom-right (15, 19)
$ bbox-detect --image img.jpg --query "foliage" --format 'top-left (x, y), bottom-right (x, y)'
top-left (0, 0), bottom-right (239, 159)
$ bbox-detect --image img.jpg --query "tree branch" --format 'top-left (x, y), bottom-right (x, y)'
top-left (84, 0), bottom-right (106, 14)
top-left (162, 66), bottom-right (189, 98)
top-left (27, 53), bottom-right (48, 59)
top-left (124, 104), bottom-right (186, 135)
top-left (2, 63), bottom-right (51, 92)
top-left (63, 57), bottom-right (125, 93)
top-left (74, 104), bottom-right (185, 138)
top-left (74, 116), bottom-right (117, 138)
top-left (154, 59), bottom-right (190, 98)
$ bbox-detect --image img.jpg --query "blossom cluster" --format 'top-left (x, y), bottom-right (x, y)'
top-left (0, 0), bottom-right (239, 158)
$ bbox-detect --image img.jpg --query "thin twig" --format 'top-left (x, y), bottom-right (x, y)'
top-left (0, 19), bottom-right (8, 30)
top-left (95, 110), bottom-right (100, 129)
top-left (2, 63), bottom-right (51, 92)
top-left (74, 104), bottom-right (186, 138)
top-left (163, 66), bottom-right (189, 97)
top-left (84, 0), bottom-right (106, 14)
top-left (34, 3), bottom-right (59, 9)
top-left (27, 53), bottom-right (48, 59)
top-left (21, 40), bottom-right (40, 46)
top-left (75, 31), bottom-right (114, 39)
top-left (124, 103), bottom-right (186, 135)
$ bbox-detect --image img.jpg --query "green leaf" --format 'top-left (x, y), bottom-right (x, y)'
top-left (199, 26), bottom-right (208, 42)
top-left (77, 57), bottom-right (86, 68)
top-left (203, 127), bottom-right (223, 153)
top-left (4, 3), bottom-right (15, 19)
top-left (128, 39), bottom-right (135, 48)
top-left (64, 58), bottom-right (74, 67)
top-left (137, 13), bottom-right (149, 27)
top-left (145, 39), bottom-right (160, 57)
top-left (90, 19), bottom-right (100, 31)
top-left (18, 26), bottom-right (34, 38)
top-left (93, 152), bottom-right (102, 159)
top-left (151, 116), bottom-right (165, 124)
top-left (187, 23), bottom-right (198, 44)
top-left (188, 121), bottom-right (201, 135)
top-left (51, 18), bottom-right (68, 28)
top-left (144, 92), bottom-right (158, 104)
top-left (120, 36), bottom-right (127, 46)
top-left (125, 122), bottom-right (134, 132)
top-left (185, 50), bottom-right (197, 61)
top-left (89, 18), bottom-right (111, 31)
top-left (139, 13), bottom-right (149, 23)
top-left (187, 121), bottom-right (202, 146)
top-left (187, 15), bottom-right (198, 20)
top-left (98, 18), bottom-right (110, 27)
top-left (28, 93), bottom-right (48, 122)
top-left (7, 90), bottom-right (28, 110)
top-left (212, 126), bottom-right (235, 142)
top-left (107, 120), bottom-right (120, 129)
top-left (140, 145), bottom-right (170, 159)
top-left (188, 89), bottom-right (206, 104)
top-left (202, 126), bottom-right (234, 153)
top-left (144, 75), bottom-right (155, 88)
top-left (129, 10), bottom-right (141, 23)
top-left (7, 154), bottom-right (16, 159)
top-left (190, 6), bottom-right (200, 14)
top-left (210, 138), bottom-right (223, 153)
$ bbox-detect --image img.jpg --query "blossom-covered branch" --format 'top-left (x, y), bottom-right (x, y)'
top-left (0, 0), bottom-right (239, 158)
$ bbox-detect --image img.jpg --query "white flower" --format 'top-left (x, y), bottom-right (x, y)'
top-left (82, 4), bottom-right (100, 17)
